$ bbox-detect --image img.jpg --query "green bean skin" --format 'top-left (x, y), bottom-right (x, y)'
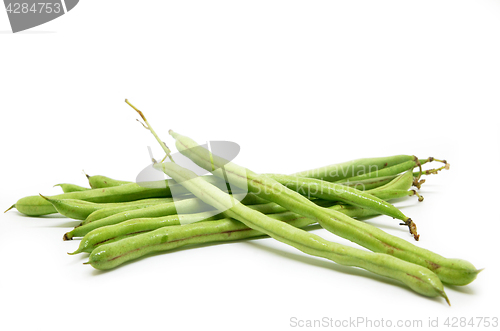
top-left (293, 155), bottom-right (415, 182)
top-left (87, 175), bottom-right (132, 189)
top-left (152, 162), bottom-right (448, 302)
top-left (42, 197), bottom-right (173, 221)
top-left (54, 183), bottom-right (91, 193)
top-left (63, 198), bottom-right (211, 240)
top-left (170, 131), bottom-right (479, 286)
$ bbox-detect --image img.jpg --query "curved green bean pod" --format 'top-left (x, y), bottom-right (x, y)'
top-left (54, 183), bottom-right (91, 193)
top-left (152, 162), bottom-right (448, 302)
top-left (169, 130), bottom-right (479, 286)
top-left (87, 174), bottom-right (132, 189)
top-left (264, 173), bottom-right (418, 240)
top-left (41, 197), bottom-right (173, 221)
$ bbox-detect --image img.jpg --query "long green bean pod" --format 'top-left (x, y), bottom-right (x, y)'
top-left (83, 204), bottom-right (171, 225)
top-left (168, 130), bottom-right (479, 286)
top-left (293, 155), bottom-right (427, 182)
top-left (334, 160), bottom-right (419, 183)
top-left (41, 197), bottom-right (173, 221)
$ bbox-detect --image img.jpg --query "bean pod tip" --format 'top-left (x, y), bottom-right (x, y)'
top-left (4, 204), bottom-right (15, 213)
top-left (441, 291), bottom-right (451, 306)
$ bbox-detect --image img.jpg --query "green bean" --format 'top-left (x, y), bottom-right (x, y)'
top-left (86, 174), bottom-right (132, 189)
top-left (339, 175), bottom-right (397, 191)
top-left (265, 173), bottom-right (419, 240)
top-left (151, 162), bottom-right (448, 302)
top-left (169, 130), bottom-right (479, 286)
top-left (83, 205), bottom-right (163, 225)
top-left (54, 183), bottom-right (91, 193)
top-left (293, 155), bottom-right (426, 182)
top-left (41, 196), bottom-right (173, 220)
top-left (334, 160), bottom-right (419, 183)
top-left (62, 198), bottom-right (211, 240)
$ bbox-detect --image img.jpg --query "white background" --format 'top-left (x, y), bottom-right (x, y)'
top-left (1, 1), bottom-right (499, 330)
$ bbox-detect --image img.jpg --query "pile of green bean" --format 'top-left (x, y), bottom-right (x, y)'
top-left (5, 101), bottom-right (479, 305)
